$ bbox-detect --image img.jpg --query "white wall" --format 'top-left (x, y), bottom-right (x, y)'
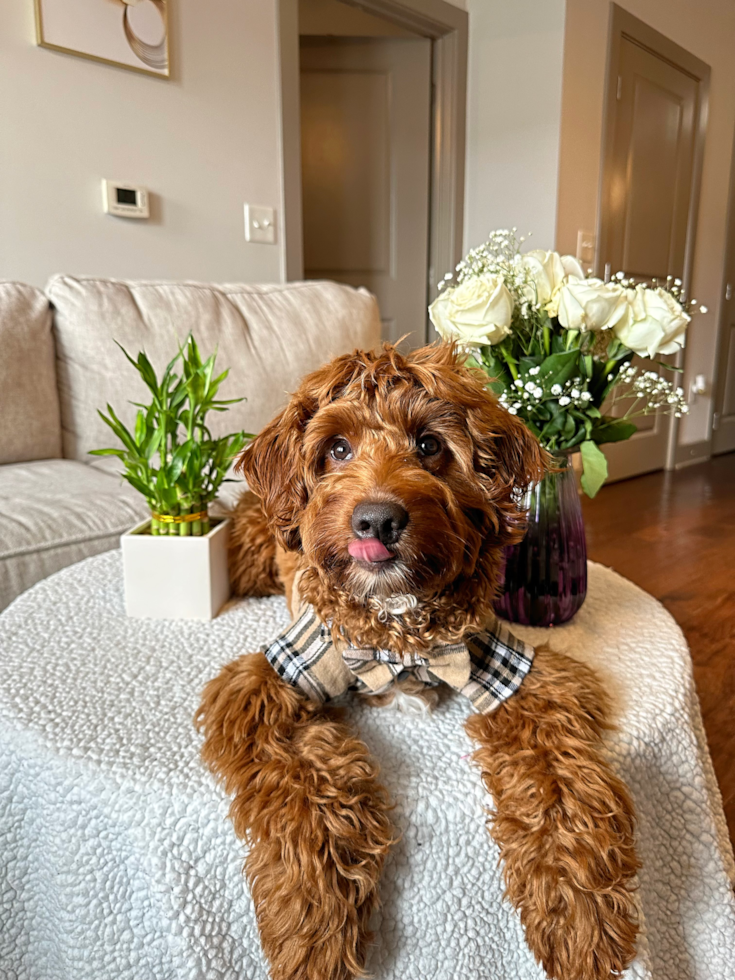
top-left (462, 0), bottom-right (566, 255)
top-left (0, 0), bottom-right (284, 288)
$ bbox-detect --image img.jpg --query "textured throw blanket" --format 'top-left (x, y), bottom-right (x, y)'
top-left (0, 552), bottom-right (734, 980)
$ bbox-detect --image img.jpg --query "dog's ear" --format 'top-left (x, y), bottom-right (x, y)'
top-left (413, 343), bottom-right (547, 494)
top-left (470, 398), bottom-right (548, 489)
top-left (466, 391), bottom-right (548, 545)
top-left (236, 400), bottom-right (310, 552)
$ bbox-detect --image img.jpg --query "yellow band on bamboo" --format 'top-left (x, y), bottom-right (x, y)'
top-left (151, 510), bottom-right (208, 524)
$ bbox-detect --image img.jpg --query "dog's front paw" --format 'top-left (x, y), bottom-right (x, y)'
top-left (467, 646), bottom-right (639, 980)
top-left (196, 651), bottom-right (394, 980)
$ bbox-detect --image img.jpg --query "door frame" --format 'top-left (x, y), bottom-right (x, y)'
top-left (596, 4), bottom-right (710, 471)
top-left (277, 0), bottom-right (468, 342)
top-left (711, 124), bottom-right (735, 455)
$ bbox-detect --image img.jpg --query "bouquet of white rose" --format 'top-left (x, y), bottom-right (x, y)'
top-left (429, 229), bottom-right (704, 497)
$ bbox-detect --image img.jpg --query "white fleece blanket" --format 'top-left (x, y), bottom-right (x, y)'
top-left (0, 551), bottom-right (733, 980)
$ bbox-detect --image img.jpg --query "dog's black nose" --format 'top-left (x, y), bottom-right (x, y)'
top-left (351, 501), bottom-right (408, 546)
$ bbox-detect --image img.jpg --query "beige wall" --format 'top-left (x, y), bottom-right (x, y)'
top-left (0, 0), bottom-right (284, 288)
top-left (558, 0), bottom-right (735, 448)
top-left (463, 0), bottom-right (566, 256)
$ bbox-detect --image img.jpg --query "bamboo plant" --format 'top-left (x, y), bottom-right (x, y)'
top-left (91, 335), bottom-right (250, 536)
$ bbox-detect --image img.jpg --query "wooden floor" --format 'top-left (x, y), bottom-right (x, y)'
top-left (581, 452), bottom-right (735, 849)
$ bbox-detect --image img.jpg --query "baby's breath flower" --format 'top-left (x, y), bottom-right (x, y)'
top-left (551, 384), bottom-right (562, 395)
top-left (529, 366), bottom-right (540, 376)
top-left (533, 387), bottom-right (543, 398)
top-left (559, 395), bottom-right (571, 406)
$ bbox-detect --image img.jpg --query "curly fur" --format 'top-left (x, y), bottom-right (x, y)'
top-left (236, 343), bottom-right (546, 651)
top-left (199, 342), bottom-right (639, 980)
top-left (466, 646), bottom-right (639, 980)
top-left (229, 491), bottom-right (283, 597)
top-left (196, 652), bottom-right (394, 980)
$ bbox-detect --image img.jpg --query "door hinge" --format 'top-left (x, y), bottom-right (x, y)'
top-left (616, 75), bottom-right (623, 100)
top-left (712, 412), bottom-right (721, 431)
top-left (726, 283), bottom-right (732, 301)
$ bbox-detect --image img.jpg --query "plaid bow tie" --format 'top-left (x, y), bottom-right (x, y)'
top-left (262, 605), bottom-right (534, 715)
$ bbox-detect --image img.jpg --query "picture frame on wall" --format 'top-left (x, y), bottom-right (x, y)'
top-left (34, 0), bottom-right (170, 79)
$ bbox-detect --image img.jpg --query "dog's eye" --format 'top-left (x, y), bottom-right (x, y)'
top-left (330, 438), bottom-right (353, 462)
top-left (417, 435), bottom-right (441, 457)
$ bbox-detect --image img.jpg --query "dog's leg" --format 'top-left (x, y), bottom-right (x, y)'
top-left (466, 646), bottom-right (639, 980)
top-left (196, 652), bottom-right (393, 980)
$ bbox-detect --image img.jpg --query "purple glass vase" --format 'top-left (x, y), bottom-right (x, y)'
top-left (494, 456), bottom-right (587, 627)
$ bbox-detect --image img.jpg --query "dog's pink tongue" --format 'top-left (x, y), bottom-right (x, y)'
top-left (348, 538), bottom-right (393, 563)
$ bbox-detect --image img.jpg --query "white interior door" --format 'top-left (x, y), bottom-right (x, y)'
top-left (713, 189), bottom-right (735, 453)
top-left (300, 36), bottom-right (432, 347)
top-left (599, 36), bottom-right (701, 481)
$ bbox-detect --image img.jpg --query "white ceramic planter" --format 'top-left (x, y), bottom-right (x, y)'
top-left (121, 518), bottom-right (231, 620)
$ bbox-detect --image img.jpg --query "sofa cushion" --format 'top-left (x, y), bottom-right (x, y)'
top-left (46, 276), bottom-right (382, 462)
top-left (0, 459), bottom-right (148, 611)
top-left (0, 282), bottom-right (62, 465)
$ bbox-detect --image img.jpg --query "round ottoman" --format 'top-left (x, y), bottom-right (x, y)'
top-left (0, 551), bottom-right (733, 980)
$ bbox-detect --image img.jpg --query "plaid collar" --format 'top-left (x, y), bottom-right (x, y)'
top-left (262, 604), bottom-right (535, 715)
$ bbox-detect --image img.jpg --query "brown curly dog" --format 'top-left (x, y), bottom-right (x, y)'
top-left (196, 342), bottom-right (639, 980)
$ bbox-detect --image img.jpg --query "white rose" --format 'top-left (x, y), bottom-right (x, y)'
top-left (557, 277), bottom-right (629, 331)
top-left (429, 274), bottom-right (513, 346)
top-left (522, 250), bottom-right (586, 314)
top-left (613, 285), bottom-right (690, 358)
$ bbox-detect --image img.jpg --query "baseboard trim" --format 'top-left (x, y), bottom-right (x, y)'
top-left (674, 439), bottom-right (712, 469)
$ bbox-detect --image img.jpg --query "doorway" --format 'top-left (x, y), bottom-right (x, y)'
top-left (300, 23), bottom-right (431, 346)
top-left (596, 6), bottom-right (709, 481)
top-left (278, 0), bottom-right (468, 346)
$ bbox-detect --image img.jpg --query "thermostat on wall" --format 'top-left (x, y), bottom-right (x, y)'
top-left (102, 180), bottom-right (150, 219)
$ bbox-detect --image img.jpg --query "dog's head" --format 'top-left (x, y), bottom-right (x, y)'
top-left (238, 343), bottom-right (545, 638)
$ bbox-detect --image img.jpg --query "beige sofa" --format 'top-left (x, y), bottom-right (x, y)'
top-left (0, 276), bottom-right (381, 611)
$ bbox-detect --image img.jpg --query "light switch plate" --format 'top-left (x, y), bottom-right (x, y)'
top-left (244, 204), bottom-right (276, 244)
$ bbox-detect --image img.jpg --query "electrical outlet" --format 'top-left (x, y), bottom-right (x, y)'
top-left (576, 230), bottom-right (596, 270)
top-left (244, 204), bottom-right (276, 244)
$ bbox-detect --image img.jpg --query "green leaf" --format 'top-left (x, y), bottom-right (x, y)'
top-left (134, 410), bottom-right (147, 446)
top-left (169, 441), bottom-right (192, 483)
top-left (579, 440), bottom-right (608, 498)
top-left (143, 428), bottom-right (164, 461)
top-left (480, 347), bottom-right (512, 392)
top-left (538, 349), bottom-right (580, 387)
top-left (136, 352), bottom-right (159, 395)
top-left (122, 472), bottom-right (155, 499)
top-left (88, 448), bottom-right (126, 458)
top-left (519, 356), bottom-right (542, 378)
top-left (591, 419), bottom-right (638, 444)
top-left (98, 406), bottom-right (139, 457)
